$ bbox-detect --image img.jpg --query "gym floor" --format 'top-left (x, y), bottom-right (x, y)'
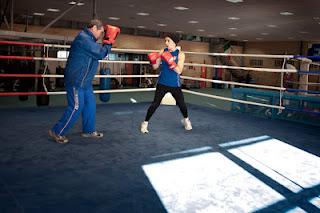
top-left (0, 99), bottom-right (319, 212)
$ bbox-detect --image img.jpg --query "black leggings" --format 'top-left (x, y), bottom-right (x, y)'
top-left (145, 84), bottom-right (188, 121)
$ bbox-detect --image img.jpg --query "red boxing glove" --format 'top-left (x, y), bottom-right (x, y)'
top-left (148, 52), bottom-right (160, 65)
top-left (103, 25), bottom-right (120, 44)
top-left (161, 51), bottom-right (177, 69)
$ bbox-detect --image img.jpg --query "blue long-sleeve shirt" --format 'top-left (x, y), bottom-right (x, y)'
top-left (64, 28), bottom-right (111, 88)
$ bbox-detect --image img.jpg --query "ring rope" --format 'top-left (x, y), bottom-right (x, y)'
top-left (285, 81), bottom-right (320, 86)
top-left (112, 48), bottom-right (296, 59)
top-left (180, 76), bottom-right (285, 91)
top-left (0, 73), bottom-right (287, 91)
top-left (183, 62), bottom-right (297, 73)
top-left (182, 89), bottom-right (285, 110)
top-left (0, 88), bottom-right (156, 96)
top-left (2, 40), bottom-right (319, 68)
top-left (286, 88), bottom-right (320, 94)
top-left (1, 40), bottom-right (318, 111)
top-left (0, 56), bottom-right (297, 73)
top-left (0, 40), bottom-right (45, 47)
top-left (0, 87), bottom-right (285, 110)
top-left (0, 55), bottom-right (34, 60)
top-left (0, 40), bottom-right (299, 59)
top-left (289, 58), bottom-right (320, 67)
top-left (0, 74), bottom-right (159, 78)
top-left (297, 70), bottom-right (320, 75)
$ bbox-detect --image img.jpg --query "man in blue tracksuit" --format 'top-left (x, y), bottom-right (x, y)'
top-left (49, 19), bottom-right (120, 144)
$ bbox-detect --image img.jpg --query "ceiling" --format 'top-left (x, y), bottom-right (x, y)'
top-left (8, 0), bottom-right (320, 41)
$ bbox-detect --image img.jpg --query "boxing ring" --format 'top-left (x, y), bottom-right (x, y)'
top-left (0, 40), bottom-right (320, 213)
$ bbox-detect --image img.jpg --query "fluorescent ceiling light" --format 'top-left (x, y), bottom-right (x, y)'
top-left (136, 12), bottom-right (149, 16)
top-left (280, 11), bottom-right (294, 16)
top-left (230, 34), bottom-right (237, 37)
top-left (47, 8), bottom-right (60, 12)
top-left (256, 37), bottom-right (263, 40)
top-left (33, 12), bottom-right (45, 16)
top-left (137, 25), bottom-right (146, 29)
top-left (69, 1), bottom-right (84, 6)
top-left (228, 27), bottom-right (237, 30)
top-left (243, 39), bottom-right (249, 42)
top-left (228, 17), bottom-right (240, 20)
top-left (267, 24), bottom-right (278, 28)
top-left (299, 31), bottom-right (308, 34)
top-left (174, 6), bottom-right (189, 10)
top-left (197, 29), bottom-right (205, 32)
top-left (226, 0), bottom-right (243, 3)
top-left (188, 20), bottom-right (199, 24)
top-left (108, 17), bottom-right (120, 20)
top-left (157, 23), bottom-right (167, 27)
top-left (261, 33), bottom-right (269, 35)
top-left (176, 30), bottom-right (183, 33)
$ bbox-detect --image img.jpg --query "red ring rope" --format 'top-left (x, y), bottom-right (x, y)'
top-left (0, 40), bottom-right (45, 47)
top-left (0, 74), bottom-right (43, 78)
top-left (0, 55), bottom-right (34, 60)
top-left (0, 92), bottom-right (48, 96)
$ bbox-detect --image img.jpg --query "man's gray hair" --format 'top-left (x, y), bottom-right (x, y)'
top-left (87, 19), bottom-right (103, 29)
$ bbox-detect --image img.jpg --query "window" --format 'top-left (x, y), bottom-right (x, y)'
top-left (57, 50), bottom-right (69, 59)
top-left (250, 59), bottom-right (263, 67)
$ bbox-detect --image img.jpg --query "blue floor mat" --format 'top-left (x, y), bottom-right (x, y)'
top-left (0, 103), bottom-right (319, 213)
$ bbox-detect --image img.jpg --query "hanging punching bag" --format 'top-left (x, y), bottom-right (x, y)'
top-left (99, 68), bottom-right (111, 102)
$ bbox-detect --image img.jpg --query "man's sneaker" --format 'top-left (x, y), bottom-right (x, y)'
top-left (81, 131), bottom-right (104, 138)
top-left (140, 121), bottom-right (149, 133)
top-left (48, 130), bottom-right (69, 144)
top-left (181, 118), bottom-right (192, 131)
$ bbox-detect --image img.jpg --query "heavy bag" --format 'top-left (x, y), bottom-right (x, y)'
top-left (99, 68), bottom-right (111, 102)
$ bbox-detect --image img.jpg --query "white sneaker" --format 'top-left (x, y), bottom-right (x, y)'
top-left (181, 118), bottom-right (192, 130)
top-left (81, 131), bottom-right (103, 138)
top-left (140, 121), bottom-right (149, 133)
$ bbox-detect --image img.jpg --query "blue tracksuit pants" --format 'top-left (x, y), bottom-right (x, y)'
top-left (52, 86), bottom-right (96, 136)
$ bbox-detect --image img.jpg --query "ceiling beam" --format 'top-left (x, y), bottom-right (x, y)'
top-left (40, 4), bottom-right (78, 33)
